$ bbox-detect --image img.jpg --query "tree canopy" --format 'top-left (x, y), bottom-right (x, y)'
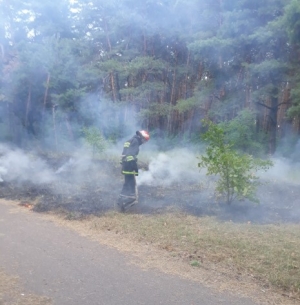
top-left (0, 0), bottom-right (299, 154)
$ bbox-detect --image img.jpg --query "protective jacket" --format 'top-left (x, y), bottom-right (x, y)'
top-left (121, 134), bottom-right (142, 176)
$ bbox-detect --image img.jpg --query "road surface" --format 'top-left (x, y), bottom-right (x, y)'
top-left (0, 201), bottom-right (258, 305)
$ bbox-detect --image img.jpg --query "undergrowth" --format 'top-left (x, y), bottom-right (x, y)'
top-left (86, 212), bottom-right (300, 299)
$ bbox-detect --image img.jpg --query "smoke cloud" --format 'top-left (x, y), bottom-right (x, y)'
top-left (0, 143), bottom-right (99, 186)
top-left (260, 157), bottom-right (300, 184)
top-left (137, 148), bottom-right (203, 187)
top-left (0, 144), bottom-right (56, 184)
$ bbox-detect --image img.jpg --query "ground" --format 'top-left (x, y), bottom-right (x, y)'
top-left (0, 155), bottom-right (299, 224)
top-left (0, 154), bottom-right (299, 305)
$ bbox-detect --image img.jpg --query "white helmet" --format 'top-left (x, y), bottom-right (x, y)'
top-left (137, 130), bottom-right (150, 141)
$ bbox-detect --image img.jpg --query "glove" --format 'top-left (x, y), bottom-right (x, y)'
top-left (120, 155), bottom-right (125, 164)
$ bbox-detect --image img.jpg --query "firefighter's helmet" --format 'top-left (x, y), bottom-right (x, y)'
top-left (137, 130), bottom-right (150, 142)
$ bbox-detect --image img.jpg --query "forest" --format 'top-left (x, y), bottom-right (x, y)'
top-left (0, 0), bottom-right (300, 156)
top-left (1, 3), bottom-right (300, 301)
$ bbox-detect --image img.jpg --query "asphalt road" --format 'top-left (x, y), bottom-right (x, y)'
top-left (0, 201), bottom-right (258, 305)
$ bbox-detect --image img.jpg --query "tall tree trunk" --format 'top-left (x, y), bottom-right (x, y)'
top-left (292, 117), bottom-right (300, 134)
top-left (25, 83), bottom-right (32, 128)
top-left (143, 31), bottom-right (147, 55)
top-left (104, 19), bottom-right (112, 52)
top-left (197, 63), bottom-right (203, 81)
top-left (52, 105), bottom-right (58, 151)
top-left (184, 51), bottom-right (190, 99)
top-left (65, 116), bottom-right (74, 141)
top-left (269, 95), bottom-right (278, 154)
top-left (245, 86), bottom-right (252, 108)
top-left (0, 44), bottom-right (4, 60)
top-left (43, 72), bottom-right (51, 115)
top-left (103, 18), bottom-right (118, 103)
top-left (110, 72), bottom-right (119, 102)
top-left (188, 109), bottom-right (195, 136)
top-left (277, 83), bottom-right (291, 139)
top-left (257, 87), bottom-right (280, 154)
top-left (170, 69), bottom-right (177, 105)
top-left (168, 68), bottom-right (177, 135)
top-left (8, 101), bottom-right (17, 144)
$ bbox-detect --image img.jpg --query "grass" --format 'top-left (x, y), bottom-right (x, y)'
top-left (0, 268), bottom-right (52, 305)
top-left (79, 211), bottom-right (300, 300)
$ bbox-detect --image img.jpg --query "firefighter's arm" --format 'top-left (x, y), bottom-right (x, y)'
top-left (130, 138), bottom-right (140, 156)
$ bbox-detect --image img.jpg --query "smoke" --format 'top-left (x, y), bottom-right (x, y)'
top-left (78, 94), bottom-right (140, 140)
top-left (136, 145), bottom-right (300, 194)
top-left (0, 143), bottom-right (97, 186)
top-left (54, 147), bottom-right (94, 178)
top-left (137, 148), bottom-right (203, 187)
top-left (55, 158), bottom-right (76, 174)
top-left (291, 139), bottom-right (300, 162)
top-left (0, 144), bottom-right (56, 184)
top-left (260, 157), bottom-right (300, 184)
top-left (0, 138), bottom-right (299, 224)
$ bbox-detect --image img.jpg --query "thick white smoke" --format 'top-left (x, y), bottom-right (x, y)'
top-left (0, 145), bottom-right (95, 185)
top-left (137, 148), bottom-right (300, 189)
top-left (0, 144), bottom-right (56, 184)
top-left (137, 148), bottom-right (203, 187)
top-left (260, 157), bottom-right (300, 184)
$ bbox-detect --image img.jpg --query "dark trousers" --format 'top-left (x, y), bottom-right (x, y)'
top-left (118, 174), bottom-right (137, 205)
top-left (121, 174), bottom-right (136, 196)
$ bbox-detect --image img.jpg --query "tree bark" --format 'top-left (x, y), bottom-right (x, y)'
top-left (25, 83), bottom-right (32, 128)
top-left (52, 105), bottom-right (58, 151)
top-left (0, 44), bottom-right (4, 60)
top-left (256, 86), bottom-right (284, 154)
top-left (110, 72), bottom-right (117, 102)
top-left (104, 19), bottom-right (112, 52)
top-left (65, 116), bottom-right (74, 141)
top-left (269, 95), bottom-right (278, 154)
top-left (43, 72), bottom-right (51, 115)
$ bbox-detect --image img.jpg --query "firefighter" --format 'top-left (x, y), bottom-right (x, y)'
top-left (118, 130), bottom-right (150, 211)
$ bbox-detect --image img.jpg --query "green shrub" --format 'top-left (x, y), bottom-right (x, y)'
top-left (220, 109), bottom-right (267, 156)
top-left (82, 127), bottom-right (106, 156)
top-left (198, 120), bottom-right (273, 204)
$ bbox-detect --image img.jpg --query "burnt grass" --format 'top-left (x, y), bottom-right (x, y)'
top-left (0, 156), bottom-right (299, 224)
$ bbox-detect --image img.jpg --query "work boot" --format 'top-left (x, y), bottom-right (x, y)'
top-left (123, 199), bottom-right (138, 210)
top-left (118, 194), bottom-right (136, 212)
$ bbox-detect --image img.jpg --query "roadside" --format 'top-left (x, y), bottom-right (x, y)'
top-left (0, 200), bottom-right (259, 305)
top-left (0, 156), bottom-right (299, 305)
top-left (0, 268), bottom-right (51, 305)
top-left (48, 208), bottom-right (300, 305)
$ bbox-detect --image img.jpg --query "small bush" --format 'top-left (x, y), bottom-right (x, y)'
top-left (82, 127), bottom-right (106, 156)
top-left (220, 109), bottom-right (267, 156)
top-left (198, 120), bottom-right (273, 204)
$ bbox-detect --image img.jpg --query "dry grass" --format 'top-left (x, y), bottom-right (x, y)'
top-left (0, 269), bottom-right (52, 305)
top-left (8, 198), bottom-right (299, 304)
top-left (67, 210), bottom-right (300, 301)
top-left (7, 198), bottom-right (299, 305)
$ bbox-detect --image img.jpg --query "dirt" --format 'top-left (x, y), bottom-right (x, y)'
top-left (0, 268), bottom-right (51, 305)
top-left (0, 155), bottom-right (299, 305)
top-left (0, 156), bottom-right (299, 225)
top-left (0, 201), bottom-right (262, 305)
